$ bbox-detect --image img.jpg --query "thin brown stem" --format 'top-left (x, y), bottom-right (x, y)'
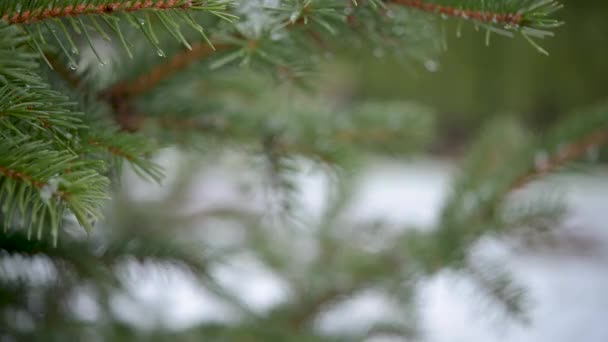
top-left (99, 43), bottom-right (226, 131)
top-left (87, 139), bottom-right (136, 161)
top-left (2, 0), bottom-right (194, 25)
top-left (392, 0), bottom-right (522, 26)
top-left (100, 0), bottom-right (525, 102)
top-left (103, 42), bottom-right (226, 98)
top-left (511, 129), bottom-right (608, 190)
top-left (0, 166), bottom-right (69, 199)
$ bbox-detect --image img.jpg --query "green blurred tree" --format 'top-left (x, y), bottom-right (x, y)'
top-left (0, 1), bottom-right (605, 341)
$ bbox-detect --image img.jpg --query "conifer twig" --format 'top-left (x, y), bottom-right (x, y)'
top-left (104, 42), bottom-right (226, 98)
top-left (511, 129), bottom-right (608, 190)
top-left (1, 0), bottom-right (195, 25)
top-left (87, 139), bottom-right (136, 161)
top-left (100, 0), bottom-right (539, 100)
top-left (392, 0), bottom-right (522, 26)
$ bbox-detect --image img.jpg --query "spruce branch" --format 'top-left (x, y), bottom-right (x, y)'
top-left (1, 23), bottom-right (85, 138)
top-left (508, 103), bottom-right (608, 192)
top-left (1, 0), bottom-right (235, 63)
top-left (1, 22), bottom-right (110, 240)
top-left (2, 0), bottom-right (197, 25)
top-left (511, 129), bottom-right (608, 190)
top-left (101, 0), bottom-right (561, 103)
top-left (433, 105), bottom-right (608, 271)
top-left (1, 21), bottom-right (163, 241)
top-left (390, 0), bottom-right (562, 54)
top-left (100, 1), bottom-right (393, 99)
top-left (84, 130), bottom-right (165, 182)
top-left (103, 42), bottom-right (226, 98)
top-left (391, 0), bottom-right (561, 28)
top-left (0, 135), bottom-right (109, 243)
top-left (41, 51), bottom-right (165, 182)
top-left (393, 0), bottom-right (522, 26)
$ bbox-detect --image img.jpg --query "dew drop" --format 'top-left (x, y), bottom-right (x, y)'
top-left (68, 63), bottom-right (78, 70)
top-left (156, 49), bottom-right (166, 57)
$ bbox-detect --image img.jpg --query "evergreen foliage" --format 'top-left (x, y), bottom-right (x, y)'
top-left (1, 0), bottom-right (606, 340)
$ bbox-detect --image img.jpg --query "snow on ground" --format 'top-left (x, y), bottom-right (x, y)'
top-left (118, 155), bottom-right (608, 341)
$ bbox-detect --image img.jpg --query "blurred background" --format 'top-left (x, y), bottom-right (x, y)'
top-left (2, 0), bottom-right (608, 341)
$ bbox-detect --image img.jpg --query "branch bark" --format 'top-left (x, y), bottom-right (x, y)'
top-left (511, 129), bottom-right (608, 190)
top-left (2, 0), bottom-right (195, 25)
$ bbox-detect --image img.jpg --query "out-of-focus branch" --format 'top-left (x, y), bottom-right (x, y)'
top-left (511, 129), bottom-right (608, 190)
top-left (100, 0), bottom-right (531, 102)
top-left (103, 43), bottom-right (226, 99)
top-left (45, 54), bottom-right (83, 89)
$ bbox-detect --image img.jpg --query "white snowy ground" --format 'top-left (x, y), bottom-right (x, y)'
top-left (112, 156), bottom-right (608, 341)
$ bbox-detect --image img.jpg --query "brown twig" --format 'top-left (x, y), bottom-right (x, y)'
top-left (87, 139), bottom-right (136, 161)
top-left (392, 0), bottom-right (522, 26)
top-left (99, 42), bottom-right (229, 131)
top-left (2, 0), bottom-right (195, 25)
top-left (98, 90), bottom-right (145, 132)
top-left (0, 166), bottom-right (68, 199)
top-left (511, 129), bottom-right (608, 190)
top-left (104, 42), bottom-right (226, 98)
